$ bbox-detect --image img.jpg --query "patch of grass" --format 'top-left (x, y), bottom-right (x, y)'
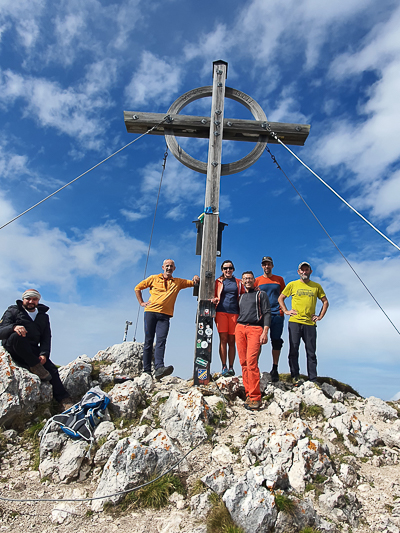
top-left (230, 445), bottom-right (239, 455)
top-left (102, 382), bottom-right (115, 393)
top-left (274, 493), bottom-right (296, 515)
top-left (305, 483), bottom-right (315, 492)
top-left (347, 434), bottom-right (358, 447)
top-left (205, 425), bottom-right (214, 439)
top-left (299, 528), bottom-right (319, 533)
top-left (0, 430), bottom-right (7, 454)
top-left (282, 409), bottom-right (295, 420)
top-left (214, 401), bottom-right (228, 421)
top-left (156, 396), bottom-right (168, 406)
top-left (121, 473), bottom-right (185, 511)
top-left (90, 360), bottom-right (113, 381)
top-left (371, 446), bottom-right (383, 456)
top-left (40, 475), bottom-right (51, 483)
top-left (360, 457), bottom-right (369, 463)
top-left (244, 435), bottom-right (255, 446)
top-left (190, 478), bottom-right (207, 497)
top-left (31, 448), bottom-right (41, 471)
top-left (22, 420), bottom-right (45, 442)
top-left (253, 460), bottom-right (261, 467)
top-left (206, 493), bottom-right (245, 533)
top-left (299, 402), bottom-right (324, 419)
top-left (85, 509), bottom-right (94, 517)
top-left (317, 376), bottom-right (360, 397)
top-left (314, 474), bottom-right (327, 484)
top-left (262, 393), bottom-right (274, 402)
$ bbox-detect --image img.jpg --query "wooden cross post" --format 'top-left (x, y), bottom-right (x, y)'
top-left (124, 60), bottom-right (310, 385)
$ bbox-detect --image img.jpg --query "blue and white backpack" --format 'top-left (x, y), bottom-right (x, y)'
top-left (42, 386), bottom-right (111, 456)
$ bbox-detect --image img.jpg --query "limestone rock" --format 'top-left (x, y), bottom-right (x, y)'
top-left (223, 470), bottom-right (278, 533)
top-left (190, 492), bottom-right (212, 518)
top-left (92, 428), bottom-right (184, 511)
top-left (134, 372), bottom-right (154, 393)
top-left (382, 420), bottom-right (400, 449)
top-left (365, 396), bottom-right (398, 421)
top-left (159, 388), bottom-right (211, 447)
top-left (58, 355), bottom-right (92, 399)
top-left (0, 350), bottom-right (46, 426)
top-left (274, 497), bottom-right (317, 533)
top-left (93, 341), bottom-right (143, 378)
top-left (93, 420), bottom-right (115, 441)
top-left (108, 380), bottom-right (143, 418)
top-left (325, 412), bottom-right (380, 456)
top-left (211, 444), bottom-right (236, 466)
top-left (201, 465), bottom-right (235, 495)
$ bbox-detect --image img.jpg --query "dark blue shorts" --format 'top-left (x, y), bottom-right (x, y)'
top-left (269, 314), bottom-right (284, 350)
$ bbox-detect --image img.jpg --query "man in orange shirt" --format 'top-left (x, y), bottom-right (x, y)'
top-left (135, 259), bottom-right (199, 380)
top-left (255, 256), bottom-right (285, 382)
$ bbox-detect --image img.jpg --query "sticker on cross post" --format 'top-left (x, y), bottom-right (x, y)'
top-left (195, 357), bottom-right (208, 367)
top-left (198, 368), bottom-right (208, 381)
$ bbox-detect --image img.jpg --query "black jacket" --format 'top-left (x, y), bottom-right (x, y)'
top-left (237, 289), bottom-right (271, 328)
top-left (0, 300), bottom-right (51, 356)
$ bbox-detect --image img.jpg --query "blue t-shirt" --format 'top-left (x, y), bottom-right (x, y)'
top-left (216, 278), bottom-right (239, 314)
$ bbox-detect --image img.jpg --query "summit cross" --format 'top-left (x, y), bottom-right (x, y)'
top-left (124, 60), bottom-right (310, 384)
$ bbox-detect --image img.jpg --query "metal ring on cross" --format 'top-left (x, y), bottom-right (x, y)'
top-left (164, 86), bottom-right (268, 176)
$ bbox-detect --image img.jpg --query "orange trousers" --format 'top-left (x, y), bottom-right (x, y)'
top-left (235, 323), bottom-right (262, 401)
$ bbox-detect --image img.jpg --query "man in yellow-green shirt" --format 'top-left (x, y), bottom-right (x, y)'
top-left (278, 262), bottom-right (329, 384)
top-left (135, 259), bottom-right (199, 380)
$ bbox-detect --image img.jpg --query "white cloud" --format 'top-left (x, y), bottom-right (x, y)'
top-left (0, 194), bottom-right (148, 297)
top-left (0, 69), bottom-right (114, 149)
top-left (124, 51), bottom-right (182, 107)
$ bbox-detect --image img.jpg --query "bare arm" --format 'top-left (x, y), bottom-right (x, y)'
top-left (278, 293), bottom-right (297, 317)
top-left (313, 296), bottom-right (329, 322)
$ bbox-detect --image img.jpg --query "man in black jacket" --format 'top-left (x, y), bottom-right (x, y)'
top-left (0, 289), bottom-right (72, 410)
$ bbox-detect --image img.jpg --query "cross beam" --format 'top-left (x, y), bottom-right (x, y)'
top-left (124, 111), bottom-right (310, 146)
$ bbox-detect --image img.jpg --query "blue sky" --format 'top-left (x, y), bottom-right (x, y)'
top-left (1, 0), bottom-right (400, 400)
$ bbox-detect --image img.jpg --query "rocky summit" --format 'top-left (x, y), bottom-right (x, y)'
top-left (1, 342), bottom-right (400, 533)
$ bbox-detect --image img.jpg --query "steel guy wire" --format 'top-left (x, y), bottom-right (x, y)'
top-left (0, 117), bottom-right (170, 231)
top-left (133, 147), bottom-right (168, 342)
top-left (265, 145), bottom-right (400, 336)
top-left (267, 131), bottom-right (400, 253)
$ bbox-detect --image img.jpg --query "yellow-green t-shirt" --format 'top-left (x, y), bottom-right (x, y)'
top-left (282, 280), bottom-right (326, 326)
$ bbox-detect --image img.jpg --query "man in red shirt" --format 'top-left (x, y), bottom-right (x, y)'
top-left (255, 256), bottom-right (285, 382)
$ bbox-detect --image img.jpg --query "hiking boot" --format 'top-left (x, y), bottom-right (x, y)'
top-left (292, 376), bottom-right (304, 387)
top-left (155, 365), bottom-right (174, 381)
top-left (244, 400), bottom-right (261, 411)
top-left (60, 397), bottom-right (74, 412)
top-left (227, 367), bottom-right (235, 377)
top-left (270, 367), bottom-right (279, 383)
top-left (30, 363), bottom-right (51, 381)
top-left (221, 366), bottom-right (230, 377)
